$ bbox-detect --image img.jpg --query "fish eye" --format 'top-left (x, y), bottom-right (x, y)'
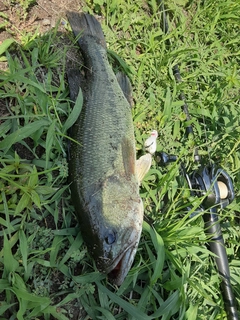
top-left (104, 230), bottom-right (116, 245)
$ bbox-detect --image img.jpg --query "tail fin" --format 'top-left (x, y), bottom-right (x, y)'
top-left (67, 12), bottom-right (106, 49)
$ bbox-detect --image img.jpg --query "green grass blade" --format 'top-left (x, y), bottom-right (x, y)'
top-left (3, 232), bottom-right (19, 277)
top-left (0, 39), bottom-right (15, 56)
top-left (45, 119), bottom-right (56, 169)
top-left (18, 230), bottom-right (28, 272)
top-left (143, 221), bottom-right (165, 285)
top-left (96, 282), bottom-right (152, 320)
top-left (0, 302), bottom-right (17, 316)
top-left (151, 291), bottom-right (181, 318)
top-left (0, 119), bottom-right (49, 153)
top-left (94, 306), bottom-right (116, 320)
top-left (62, 88), bottom-right (83, 133)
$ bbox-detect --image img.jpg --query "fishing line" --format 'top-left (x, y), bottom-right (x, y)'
top-left (158, 2), bottom-right (238, 319)
top-left (160, 2), bottom-right (198, 159)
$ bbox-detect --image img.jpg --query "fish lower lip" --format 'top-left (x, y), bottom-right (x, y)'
top-left (107, 244), bottom-right (137, 286)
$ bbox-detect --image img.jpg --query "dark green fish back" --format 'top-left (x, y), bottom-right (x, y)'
top-left (67, 12), bottom-right (136, 188)
top-left (67, 12), bottom-right (142, 282)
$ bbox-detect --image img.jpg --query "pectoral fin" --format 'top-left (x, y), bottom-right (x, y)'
top-left (121, 137), bottom-right (136, 177)
top-left (136, 153), bottom-right (152, 184)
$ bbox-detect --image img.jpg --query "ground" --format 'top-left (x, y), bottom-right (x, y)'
top-left (0, 2), bottom-right (86, 319)
top-left (0, 0), bottom-right (84, 90)
top-left (0, 1), bottom-right (239, 319)
top-left (0, 0), bottom-right (82, 37)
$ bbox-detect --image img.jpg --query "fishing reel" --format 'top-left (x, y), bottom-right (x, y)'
top-left (156, 151), bottom-right (235, 211)
top-left (187, 165), bottom-right (234, 210)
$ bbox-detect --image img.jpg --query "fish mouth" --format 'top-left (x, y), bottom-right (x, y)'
top-left (106, 243), bottom-right (138, 286)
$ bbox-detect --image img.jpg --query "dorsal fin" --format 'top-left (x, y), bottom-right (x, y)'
top-left (116, 72), bottom-right (133, 107)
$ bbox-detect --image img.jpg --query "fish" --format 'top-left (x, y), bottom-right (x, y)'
top-left (67, 12), bottom-right (151, 285)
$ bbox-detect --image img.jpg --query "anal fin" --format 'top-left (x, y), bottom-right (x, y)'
top-left (67, 68), bottom-right (83, 102)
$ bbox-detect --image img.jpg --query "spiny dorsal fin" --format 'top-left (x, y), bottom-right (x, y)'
top-left (116, 72), bottom-right (133, 107)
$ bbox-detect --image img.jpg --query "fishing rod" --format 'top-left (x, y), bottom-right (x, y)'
top-left (157, 3), bottom-right (238, 319)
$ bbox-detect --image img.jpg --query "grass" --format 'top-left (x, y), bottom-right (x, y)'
top-left (0, 0), bottom-right (239, 319)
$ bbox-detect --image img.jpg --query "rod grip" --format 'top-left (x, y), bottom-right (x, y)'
top-left (203, 212), bottom-right (239, 320)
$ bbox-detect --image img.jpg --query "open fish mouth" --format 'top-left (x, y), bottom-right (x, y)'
top-left (106, 243), bottom-right (138, 286)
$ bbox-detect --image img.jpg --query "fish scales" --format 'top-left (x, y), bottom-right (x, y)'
top-left (67, 12), bottom-right (144, 285)
top-left (72, 39), bottom-right (134, 184)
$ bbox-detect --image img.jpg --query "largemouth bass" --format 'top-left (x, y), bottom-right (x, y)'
top-left (67, 12), bottom-right (149, 285)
